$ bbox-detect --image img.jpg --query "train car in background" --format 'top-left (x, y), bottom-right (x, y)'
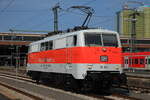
top-left (123, 52), bottom-right (150, 70)
top-left (27, 28), bottom-right (127, 91)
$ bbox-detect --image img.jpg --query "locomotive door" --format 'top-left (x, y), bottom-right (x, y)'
top-left (66, 36), bottom-right (74, 72)
top-left (124, 56), bottom-right (129, 68)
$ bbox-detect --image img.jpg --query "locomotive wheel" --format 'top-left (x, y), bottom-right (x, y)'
top-left (102, 80), bottom-right (111, 89)
top-left (31, 72), bottom-right (41, 84)
top-left (64, 75), bottom-right (79, 92)
top-left (35, 74), bottom-right (41, 84)
top-left (82, 77), bottom-right (93, 92)
top-left (41, 78), bottom-right (49, 84)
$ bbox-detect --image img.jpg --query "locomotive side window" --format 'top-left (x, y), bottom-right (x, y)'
top-left (73, 35), bottom-right (77, 46)
top-left (29, 44), bottom-right (39, 52)
top-left (45, 42), bottom-right (49, 50)
top-left (85, 33), bottom-right (102, 46)
top-left (40, 41), bottom-right (53, 51)
top-left (102, 34), bottom-right (118, 47)
top-left (140, 59), bottom-right (144, 64)
top-left (40, 42), bottom-right (45, 51)
top-left (67, 35), bottom-right (77, 47)
top-left (49, 41), bottom-right (53, 50)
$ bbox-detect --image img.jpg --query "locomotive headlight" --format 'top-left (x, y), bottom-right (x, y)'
top-left (115, 65), bottom-right (120, 70)
top-left (87, 64), bottom-right (93, 69)
top-left (100, 56), bottom-right (108, 62)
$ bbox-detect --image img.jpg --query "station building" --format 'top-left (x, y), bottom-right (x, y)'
top-left (120, 35), bottom-right (150, 52)
top-left (116, 5), bottom-right (150, 52)
top-left (0, 32), bottom-right (46, 66)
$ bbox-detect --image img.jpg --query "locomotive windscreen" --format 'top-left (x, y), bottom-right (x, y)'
top-left (85, 34), bottom-right (102, 46)
top-left (102, 34), bottom-right (118, 47)
top-left (84, 33), bottom-right (118, 47)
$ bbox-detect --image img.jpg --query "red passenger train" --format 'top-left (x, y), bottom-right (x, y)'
top-left (123, 52), bottom-right (150, 70)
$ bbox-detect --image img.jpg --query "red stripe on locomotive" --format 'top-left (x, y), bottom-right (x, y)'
top-left (28, 47), bottom-right (122, 64)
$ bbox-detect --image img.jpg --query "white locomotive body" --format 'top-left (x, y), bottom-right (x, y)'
top-left (27, 29), bottom-right (127, 91)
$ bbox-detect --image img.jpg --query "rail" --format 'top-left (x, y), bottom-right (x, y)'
top-left (0, 71), bottom-right (145, 100)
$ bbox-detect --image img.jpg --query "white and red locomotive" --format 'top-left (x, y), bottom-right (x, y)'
top-left (27, 28), bottom-right (127, 91)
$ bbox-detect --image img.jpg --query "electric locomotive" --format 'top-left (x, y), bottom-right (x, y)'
top-left (27, 28), bottom-right (127, 91)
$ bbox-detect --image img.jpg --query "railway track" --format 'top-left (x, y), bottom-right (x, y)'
top-left (0, 73), bottom-right (43, 100)
top-left (127, 76), bottom-right (150, 93)
top-left (0, 81), bottom-right (43, 100)
top-left (88, 93), bottom-right (141, 100)
top-left (0, 71), bottom-right (144, 100)
top-left (0, 70), bottom-right (150, 93)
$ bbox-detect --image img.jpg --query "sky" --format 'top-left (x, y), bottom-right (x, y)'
top-left (0, 0), bottom-right (150, 33)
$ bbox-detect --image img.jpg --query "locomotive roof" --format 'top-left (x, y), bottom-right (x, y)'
top-left (29, 28), bottom-right (118, 46)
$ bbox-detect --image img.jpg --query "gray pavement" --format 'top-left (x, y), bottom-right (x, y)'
top-left (0, 76), bottom-right (94, 100)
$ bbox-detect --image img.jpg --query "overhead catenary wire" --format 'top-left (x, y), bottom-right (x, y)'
top-left (83, 0), bottom-right (97, 6)
top-left (61, 8), bottom-right (112, 18)
top-left (0, 0), bottom-right (68, 32)
top-left (0, 0), bottom-right (15, 15)
top-left (51, 5), bottom-right (114, 30)
top-left (29, 12), bottom-right (67, 30)
top-left (9, 1), bottom-right (66, 32)
top-left (2, 9), bottom-right (49, 12)
top-left (1, 0), bottom-right (132, 32)
top-left (89, 17), bottom-right (113, 27)
top-left (12, 11), bottom-right (50, 29)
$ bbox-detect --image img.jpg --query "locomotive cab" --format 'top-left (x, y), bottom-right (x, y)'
top-left (77, 31), bottom-right (127, 89)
